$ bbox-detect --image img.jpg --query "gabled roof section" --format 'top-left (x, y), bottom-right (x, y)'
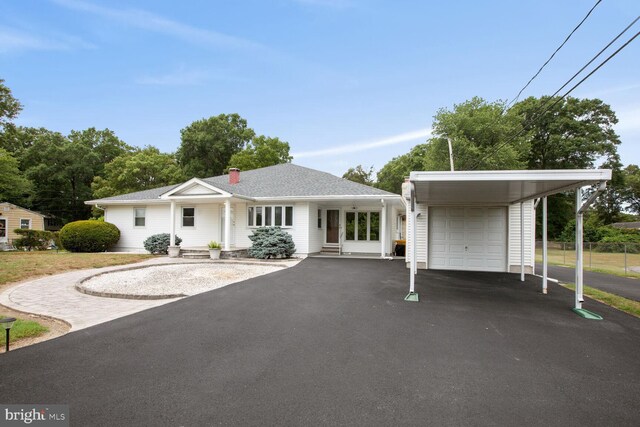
top-left (160, 178), bottom-right (230, 199)
top-left (86, 163), bottom-right (399, 204)
top-left (204, 163), bottom-right (396, 199)
top-left (0, 202), bottom-right (46, 217)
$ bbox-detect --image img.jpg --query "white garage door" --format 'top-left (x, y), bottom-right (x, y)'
top-left (429, 207), bottom-right (507, 272)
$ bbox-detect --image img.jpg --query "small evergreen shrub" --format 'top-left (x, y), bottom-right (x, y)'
top-left (248, 227), bottom-right (296, 259)
top-left (13, 229), bottom-right (55, 251)
top-left (143, 233), bottom-right (182, 255)
top-left (59, 220), bottom-right (120, 252)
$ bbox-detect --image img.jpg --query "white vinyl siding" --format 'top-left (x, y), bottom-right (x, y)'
top-left (508, 200), bottom-right (535, 274)
top-left (405, 203), bottom-right (428, 269)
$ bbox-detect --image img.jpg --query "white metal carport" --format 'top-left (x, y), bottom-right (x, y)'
top-left (406, 169), bottom-right (612, 317)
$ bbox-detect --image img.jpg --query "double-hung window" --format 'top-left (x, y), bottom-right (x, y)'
top-left (182, 207), bottom-right (195, 227)
top-left (248, 205), bottom-right (293, 227)
top-left (345, 210), bottom-right (380, 241)
top-left (20, 219), bottom-right (31, 229)
top-left (134, 208), bottom-right (146, 227)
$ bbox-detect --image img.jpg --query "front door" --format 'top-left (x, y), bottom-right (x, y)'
top-left (326, 209), bottom-right (339, 244)
top-left (0, 218), bottom-right (6, 243)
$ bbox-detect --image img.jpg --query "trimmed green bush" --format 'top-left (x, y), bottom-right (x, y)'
top-left (143, 233), bottom-right (182, 255)
top-left (59, 220), bottom-right (120, 252)
top-left (13, 229), bottom-right (54, 251)
top-left (248, 227), bottom-right (295, 259)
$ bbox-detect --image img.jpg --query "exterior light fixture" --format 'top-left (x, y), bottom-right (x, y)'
top-left (1, 317), bottom-right (16, 352)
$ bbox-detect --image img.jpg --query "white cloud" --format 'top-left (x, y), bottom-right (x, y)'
top-left (136, 67), bottom-right (209, 86)
top-left (0, 25), bottom-right (94, 53)
top-left (51, 0), bottom-right (264, 51)
top-left (292, 0), bottom-right (354, 8)
top-left (293, 129), bottom-right (432, 158)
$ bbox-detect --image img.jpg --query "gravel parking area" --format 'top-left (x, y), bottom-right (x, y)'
top-left (79, 263), bottom-right (285, 298)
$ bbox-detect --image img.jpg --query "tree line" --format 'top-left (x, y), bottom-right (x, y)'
top-left (343, 96), bottom-right (639, 239)
top-left (1, 78), bottom-right (638, 239)
top-left (0, 79), bottom-right (292, 223)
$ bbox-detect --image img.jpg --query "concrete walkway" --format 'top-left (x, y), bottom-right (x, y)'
top-left (0, 257), bottom-right (297, 331)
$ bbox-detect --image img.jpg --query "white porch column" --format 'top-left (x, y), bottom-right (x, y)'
top-left (575, 188), bottom-right (584, 309)
top-left (380, 200), bottom-right (386, 258)
top-left (520, 202), bottom-right (525, 282)
top-left (224, 199), bottom-right (231, 251)
top-left (170, 200), bottom-right (176, 246)
top-left (542, 196), bottom-right (548, 294)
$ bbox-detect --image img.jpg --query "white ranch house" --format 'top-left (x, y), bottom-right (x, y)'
top-left (86, 164), bottom-right (405, 257)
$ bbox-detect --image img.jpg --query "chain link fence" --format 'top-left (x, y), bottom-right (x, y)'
top-left (536, 241), bottom-right (640, 276)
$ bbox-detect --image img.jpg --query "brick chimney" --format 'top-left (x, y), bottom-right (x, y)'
top-left (229, 168), bottom-right (240, 184)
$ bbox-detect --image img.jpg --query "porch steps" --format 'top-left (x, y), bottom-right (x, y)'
top-left (181, 249), bottom-right (210, 259)
top-left (320, 245), bottom-right (340, 255)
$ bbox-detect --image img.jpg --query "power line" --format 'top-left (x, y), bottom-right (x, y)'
top-left (506, 0), bottom-right (603, 108)
top-left (469, 26), bottom-right (640, 170)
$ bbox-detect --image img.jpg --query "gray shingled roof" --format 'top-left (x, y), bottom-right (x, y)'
top-left (89, 163), bottom-right (398, 202)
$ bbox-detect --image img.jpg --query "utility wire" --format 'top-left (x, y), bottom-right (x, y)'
top-left (469, 26), bottom-right (640, 170)
top-left (507, 0), bottom-right (603, 108)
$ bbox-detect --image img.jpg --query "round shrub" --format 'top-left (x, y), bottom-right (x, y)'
top-left (143, 233), bottom-right (182, 255)
top-left (59, 220), bottom-right (120, 252)
top-left (248, 227), bottom-right (296, 259)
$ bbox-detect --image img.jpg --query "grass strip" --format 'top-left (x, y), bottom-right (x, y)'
top-left (0, 314), bottom-right (49, 345)
top-left (560, 283), bottom-right (640, 318)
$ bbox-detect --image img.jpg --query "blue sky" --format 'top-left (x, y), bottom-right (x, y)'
top-left (1, 0), bottom-right (638, 176)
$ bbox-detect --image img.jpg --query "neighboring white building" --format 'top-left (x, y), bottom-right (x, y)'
top-left (86, 163), bottom-right (404, 257)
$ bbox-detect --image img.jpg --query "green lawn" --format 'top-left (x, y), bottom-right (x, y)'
top-left (0, 251), bottom-right (154, 289)
top-left (536, 247), bottom-right (640, 279)
top-left (559, 284), bottom-right (640, 318)
top-left (0, 314), bottom-right (49, 346)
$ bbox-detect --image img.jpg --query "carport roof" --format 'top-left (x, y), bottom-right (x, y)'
top-left (409, 169), bottom-right (612, 205)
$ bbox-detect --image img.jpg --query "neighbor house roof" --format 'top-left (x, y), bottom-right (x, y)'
top-left (0, 202), bottom-right (46, 217)
top-left (87, 163), bottom-right (398, 204)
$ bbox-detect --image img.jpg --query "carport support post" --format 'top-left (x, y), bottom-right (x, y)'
top-left (380, 199), bottom-right (386, 257)
top-left (542, 197), bottom-right (548, 294)
top-left (575, 188), bottom-right (584, 309)
top-left (405, 181), bottom-right (418, 302)
top-left (520, 202), bottom-right (525, 282)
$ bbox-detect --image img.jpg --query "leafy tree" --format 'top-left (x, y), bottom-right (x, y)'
top-left (342, 165), bottom-right (374, 185)
top-left (623, 164), bottom-right (640, 215)
top-left (92, 147), bottom-right (186, 199)
top-left (22, 132), bottom-right (100, 222)
top-left (0, 126), bottom-right (53, 164)
top-left (512, 96), bottom-right (623, 226)
top-left (425, 97), bottom-right (527, 171)
top-left (68, 127), bottom-right (133, 172)
top-left (0, 148), bottom-right (32, 204)
top-left (0, 78), bottom-right (22, 131)
top-left (177, 113), bottom-right (255, 178)
top-left (227, 135), bottom-right (292, 171)
top-left (512, 96), bottom-right (621, 170)
top-left (375, 144), bottom-right (428, 194)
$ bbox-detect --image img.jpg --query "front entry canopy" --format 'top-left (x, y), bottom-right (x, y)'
top-left (409, 169), bottom-right (612, 205)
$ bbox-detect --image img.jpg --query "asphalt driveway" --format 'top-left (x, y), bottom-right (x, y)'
top-left (1, 258), bottom-right (639, 426)
top-left (537, 263), bottom-right (640, 301)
